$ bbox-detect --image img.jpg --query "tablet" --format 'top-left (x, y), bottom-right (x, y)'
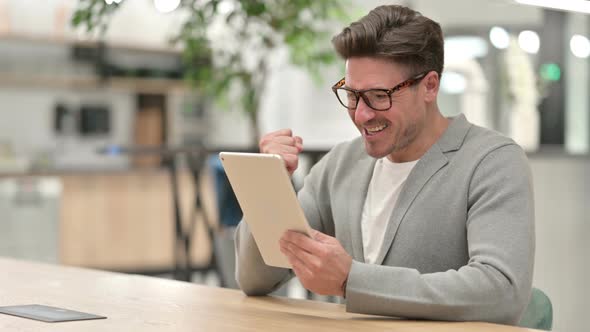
top-left (0, 304), bottom-right (106, 322)
top-left (219, 152), bottom-right (313, 268)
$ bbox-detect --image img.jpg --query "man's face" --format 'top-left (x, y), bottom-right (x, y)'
top-left (345, 57), bottom-right (426, 160)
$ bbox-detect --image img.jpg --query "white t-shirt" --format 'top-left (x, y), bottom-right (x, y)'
top-left (361, 157), bottom-right (419, 264)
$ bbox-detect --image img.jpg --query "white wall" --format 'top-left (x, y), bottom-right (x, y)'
top-left (529, 156), bottom-right (590, 332)
top-left (258, 48), bottom-right (358, 149)
top-left (413, 0), bottom-right (542, 28)
top-left (565, 13), bottom-right (590, 154)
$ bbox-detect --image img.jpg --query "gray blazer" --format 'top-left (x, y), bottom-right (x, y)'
top-left (235, 114), bottom-right (535, 325)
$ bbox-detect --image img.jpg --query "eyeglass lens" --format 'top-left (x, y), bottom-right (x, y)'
top-left (335, 89), bottom-right (390, 110)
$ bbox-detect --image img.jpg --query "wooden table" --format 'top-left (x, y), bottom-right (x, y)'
top-left (0, 258), bottom-right (540, 331)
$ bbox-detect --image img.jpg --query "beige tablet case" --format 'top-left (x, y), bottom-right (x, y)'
top-left (219, 152), bottom-right (312, 268)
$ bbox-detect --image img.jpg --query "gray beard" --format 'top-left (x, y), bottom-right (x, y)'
top-left (389, 122), bottom-right (419, 153)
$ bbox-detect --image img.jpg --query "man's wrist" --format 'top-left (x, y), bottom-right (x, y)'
top-left (341, 258), bottom-right (352, 298)
top-left (340, 276), bottom-right (348, 298)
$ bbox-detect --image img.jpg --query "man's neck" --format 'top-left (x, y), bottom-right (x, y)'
top-left (387, 110), bottom-right (450, 163)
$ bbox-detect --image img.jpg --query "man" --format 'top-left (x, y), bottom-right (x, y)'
top-left (234, 5), bottom-right (534, 325)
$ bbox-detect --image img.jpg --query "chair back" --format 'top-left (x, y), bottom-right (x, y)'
top-left (518, 287), bottom-right (553, 331)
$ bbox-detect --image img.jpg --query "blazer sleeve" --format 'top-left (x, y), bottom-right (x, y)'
top-left (234, 153), bottom-right (331, 295)
top-left (344, 144), bottom-right (535, 325)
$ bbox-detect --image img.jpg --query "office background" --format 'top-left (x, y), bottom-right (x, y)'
top-left (0, 0), bottom-right (588, 331)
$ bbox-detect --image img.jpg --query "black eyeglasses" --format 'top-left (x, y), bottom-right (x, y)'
top-left (331, 71), bottom-right (429, 111)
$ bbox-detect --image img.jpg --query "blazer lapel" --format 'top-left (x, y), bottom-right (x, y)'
top-left (372, 114), bottom-right (472, 265)
top-left (345, 155), bottom-right (376, 262)
top-left (373, 144), bottom-right (449, 265)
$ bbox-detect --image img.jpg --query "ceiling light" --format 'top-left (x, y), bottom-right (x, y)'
top-left (570, 34), bottom-right (590, 58)
top-left (514, 0), bottom-right (590, 14)
top-left (154, 0), bottom-right (181, 13)
top-left (489, 26), bottom-right (510, 49)
top-left (518, 30), bottom-right (540, 54)
top-left (218, 0), bottom-right (236, 15)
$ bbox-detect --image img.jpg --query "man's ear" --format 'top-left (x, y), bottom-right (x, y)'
top-left (423, 71), bottom-right (439, 103)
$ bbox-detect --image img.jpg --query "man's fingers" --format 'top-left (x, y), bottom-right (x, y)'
top-left (310, 229), bottom-right (333, 243)
top-left (280, 238), bottom-right (321, 270)
top-left (265, 128), bottom-right (293, 138)
top-left (258, 129), bottom-right (302, 175)
top-left (260, 133), bottom-right (301, 154)
top-left (283, 231), bottom-right (325, 257)
top-left (294, 136), bottom-right (303, 152)
top-left (282, 154), bottom-right (299, 174)
top-left (266, 143), bottom-right (299, 155)
top-left (270, 135), bottom-right (300, 147)
top-left (281, 241), bottom-right (314, 278)
top-left (259, 129), bottom-right (294, 152)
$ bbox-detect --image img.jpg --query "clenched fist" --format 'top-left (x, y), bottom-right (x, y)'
top-left (259, 129), bottom-right (303, 176)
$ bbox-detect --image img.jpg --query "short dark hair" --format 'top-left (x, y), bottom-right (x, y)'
top-left (332, 5), bottom-right (444, 77)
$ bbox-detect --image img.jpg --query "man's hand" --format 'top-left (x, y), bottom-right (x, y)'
top-left (259, 129), bottom-right (303, 176)
top-left (279, 229), bottom-right (352, 297)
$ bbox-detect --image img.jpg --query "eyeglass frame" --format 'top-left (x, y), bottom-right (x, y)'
top-left (331, 71), bottom-right (430, 111)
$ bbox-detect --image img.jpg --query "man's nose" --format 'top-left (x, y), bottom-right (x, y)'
top-left (354, 97), bottom-right (376, 124)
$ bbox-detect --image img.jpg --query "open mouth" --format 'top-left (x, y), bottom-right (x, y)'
top-left (364, 124), bottom-right (389, 136)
